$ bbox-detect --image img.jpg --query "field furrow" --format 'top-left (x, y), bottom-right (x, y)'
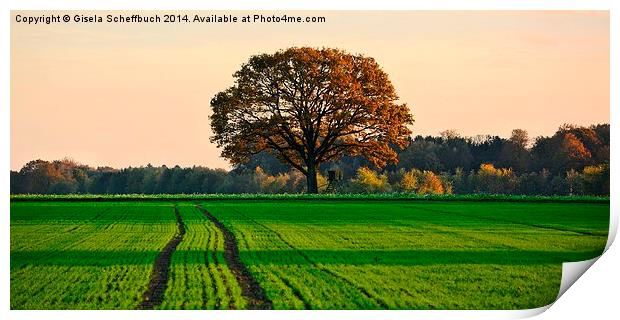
top-left (157, 205), bottom-right (245, 309)
top-left (198, 205), bottom-right (273, 310)
top-left (231, 207), bottom-right (388, 308)
top-left (138, 205), bottom-right (186, 309)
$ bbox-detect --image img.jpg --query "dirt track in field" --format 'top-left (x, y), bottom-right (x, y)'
top-left (138, 205), bottom-right (186, 309)
top-left (229, 208), bottom-right (389, 309)
top-left (197, 205), bottom-right (273, 310)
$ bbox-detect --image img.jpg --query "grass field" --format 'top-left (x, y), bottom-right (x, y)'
top-left (10, 198), bottom-right (609, 310)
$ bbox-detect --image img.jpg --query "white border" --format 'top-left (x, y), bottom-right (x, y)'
top-left (2, 1), bottom-right (617, 320)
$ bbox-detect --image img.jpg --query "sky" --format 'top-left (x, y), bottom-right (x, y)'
top-left (10, 11), bottom-right (609, 171)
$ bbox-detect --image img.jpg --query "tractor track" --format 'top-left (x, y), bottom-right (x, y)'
top-left (197, 205), bottom-right (273, 310)
top-left (274, 269), bottom-right (312, 309)
top-left (210, 220), bottom-right (235, 309)
top-left (230, 208), bottom-right (389, 309)
top-left (138, 205), bottom-right (186, 309)
top-left (233, 223), bottom-right (311, 309)
top-left (416, 206), bottom-right (600, 236)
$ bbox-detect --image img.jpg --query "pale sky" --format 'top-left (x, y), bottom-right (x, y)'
top-left (11, 11), bottom-right (609, 170)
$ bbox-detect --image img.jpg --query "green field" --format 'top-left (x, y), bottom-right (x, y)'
top-left (10, 198), bottom-right (609, 309)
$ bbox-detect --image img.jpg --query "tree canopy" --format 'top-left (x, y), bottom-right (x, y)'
top-left (210, 47), bottom-right (413, 193)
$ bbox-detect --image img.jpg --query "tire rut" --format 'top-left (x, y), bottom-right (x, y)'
top-left (197, 205), bottom-right (273, 310)
top-left (138, 205), bottom-right (186, 309)
top-left (417, 206), bottom-right (600, 236)
top-left (211, 221), bottom-right (235, 309)
top-left (230, 208), bottom-right (389, 309)
top-left (235, 225), bottom-right (311, 309)
top-left (275, 270), bottom-right (312, 309)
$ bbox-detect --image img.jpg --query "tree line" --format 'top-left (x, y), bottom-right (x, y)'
top-left (10, 124), bottom-right (609, 196)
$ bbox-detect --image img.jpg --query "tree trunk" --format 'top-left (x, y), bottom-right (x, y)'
top-left (306, 165), bottom-right (319, 194)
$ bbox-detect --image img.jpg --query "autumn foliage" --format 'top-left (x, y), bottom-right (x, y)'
top-left (210, 47), bottom-right (413, 193)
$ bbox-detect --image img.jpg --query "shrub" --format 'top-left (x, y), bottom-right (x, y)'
top-left (582, 164), bottom-right (609, 195)
top-left (399, 169), bottom-right (419, 193)
top-left (473, 163), bottom-right (518, 194)
top-left (417, 171), bottom-right (445, 195)
top-left (350, 167), bottom-right (391, 193)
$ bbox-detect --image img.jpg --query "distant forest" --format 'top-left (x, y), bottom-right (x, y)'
top-left (10, 124), bottom-right (609, 196)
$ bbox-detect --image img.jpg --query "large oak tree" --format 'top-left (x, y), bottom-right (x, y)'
top-left (210, 47), bottom-right (414, 193)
